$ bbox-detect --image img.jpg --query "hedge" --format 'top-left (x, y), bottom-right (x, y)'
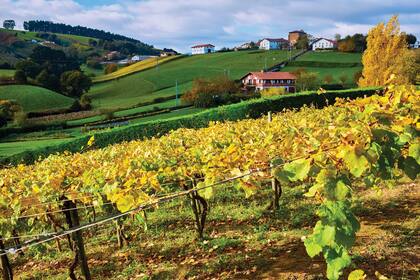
top-left (0, 87), bottom-right (382, 166)
top-left (287, 61), bottom-right (362, 68)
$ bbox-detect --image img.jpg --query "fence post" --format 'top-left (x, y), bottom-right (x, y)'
top-left (63, 199), bottom-right (91, 280)
top-left (0, 237), bottom-right (13, 280)
top-left (268, 111), bottom-right (281, 210)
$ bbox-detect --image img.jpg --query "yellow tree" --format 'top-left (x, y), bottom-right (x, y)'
top-left (359, 15), bottom-right (416, 87)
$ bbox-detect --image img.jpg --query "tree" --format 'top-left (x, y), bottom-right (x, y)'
top-left (404, 34), bottom-right (417, 46)
top-left (359, 15), bottom-right (416, 87)
top-left (292, 68), bottom-right (319, 91)
top-left (338, 38), bottom-right (355, 52)
top-left (0, 100), bottom-right (21, 127)
top-left (339, 75), bottom-right (348, 85)
top-left (334, 34), bottom-right (341, 42)
top-left (60, 71), bottom-right (92, 98)
top-left (14, 70), bottom-right (27, 84)
top-left (3, 20), bottom-right (15, 30)
top-left (323, 74), bottom-right (333, 84)
top-left (295, 35), bottom-right (309, 50)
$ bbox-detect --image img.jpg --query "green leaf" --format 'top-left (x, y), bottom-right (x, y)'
top-left (326, 249), bottom-right (352, 280)
top-left (335, 180), bottom-right (350, 201)
top-left (197, 182), bottom-right (213, 199)
top-left (304, 238), bottom-right (322, 258)
top-left (348, 269), bottom-right (366, 280)
top-left (278, 158), bottom-right (312, 182)
top-left (409, 143), bottom-right (420, 164)
top-left (338, 147), bottom-right (369, 177)
top-left (320, 225), bottom-right (336, 246)
top-left (398, 156), bottom-right (419, 180)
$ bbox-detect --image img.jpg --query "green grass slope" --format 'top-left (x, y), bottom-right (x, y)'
top-left (283, 51), bottom-right (362, 84)
top-left (0, 85), bottom-right (75, 113)
top-left (0, 69), bottom-right (15, 77)
top-left (88, 50), bottom-right (298, 109)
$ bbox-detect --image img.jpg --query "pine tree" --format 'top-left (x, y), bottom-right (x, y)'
top-left (358, 15), bottom-right (416, 87)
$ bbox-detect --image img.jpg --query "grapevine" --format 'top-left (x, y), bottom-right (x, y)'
top-left (0, 85), bottom-right (418, 279)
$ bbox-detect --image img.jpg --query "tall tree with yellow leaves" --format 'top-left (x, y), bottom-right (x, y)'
top-left (358, 15), bottom-right (416, 87)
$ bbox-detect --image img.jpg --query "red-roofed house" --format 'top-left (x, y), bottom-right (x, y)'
top-left (241, 71), bottom-right (297, 93)
top-left (191, 44), bottom-right (215, 55)
top-left (259, 38), bottom-right (289, 50)
top-left (311, 38), bottom-right (337, 50)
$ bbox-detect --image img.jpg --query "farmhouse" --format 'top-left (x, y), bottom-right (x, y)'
top-left (288, 30), bottom-right (306, 46)
top-left (191, 44), bottom-right (215, 55)
top-left (161, 48), bottom-right (178, 56)
top-left (241, 71), bottom-right (296, 93)
top-left (259, 38), bottom-right (289, 50)
top-left (311, 38), bottom-right (337, 50)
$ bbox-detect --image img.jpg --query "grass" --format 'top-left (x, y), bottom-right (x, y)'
top-left (296, 51), bottom-right (362, 63)
top-left (0, 69), bottom-right (15, 77)
top-left (283, 65), bottom-right (362, 83)
top-left (10, 178), bottom-right (419, 279)
top-left (0, 85), bottom-right (75, 112)
top-left (87, 50), bottom-right (298, 110)
top-left (92, 55), bottom-right (181, 83)
top-left (0, 138), bottom-right (75, 157)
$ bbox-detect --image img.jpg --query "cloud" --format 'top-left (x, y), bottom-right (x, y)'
top-left (0, 0), bottom-right (418, 52)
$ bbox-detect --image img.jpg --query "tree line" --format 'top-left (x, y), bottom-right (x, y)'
top-left (23, 20), bottom-right (152, 46)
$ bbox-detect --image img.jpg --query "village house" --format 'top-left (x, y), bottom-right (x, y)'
top-left (311, 38), bottom-right (337, 50)
top-left (161, 48), bottom-right (178, 56)
top-left (241, 71), bottom-right (297, 93)
top-left (105, 51), bottom-right (121, 61)
top-left (191, 44), bottom-right (215, 55)
top-left (288, 30), bottom-right (307, 46)
top-left (259, 38), bottom-right (289, 50)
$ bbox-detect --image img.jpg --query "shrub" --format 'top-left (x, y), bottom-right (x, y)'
top-left (104, 63), bottom-right (118, 74)
top-left (323, 74), bottom-right (333, 84)
top-left (13, 111), bottom-right (28, 127)
top-left (261, 87), bottom-right (286, 97)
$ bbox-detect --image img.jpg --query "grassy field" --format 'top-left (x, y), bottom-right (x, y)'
top-left (283, 65), bottom-right (362, 83)
top-left (88, 50), bottom-right (298, 110)
top-left (296, 51), bottom-right (362, 63)
top-left (0, 69), bottom-right (15, 77)
top-left (93, 55), bottom-right (181, 83)
top-left (0, 85), bottom-right (75, 112)
top-left (11, 179), bottom-right (419, 279)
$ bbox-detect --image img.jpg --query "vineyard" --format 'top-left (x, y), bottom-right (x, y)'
top-left (0, 85), bottom-right (419, 279)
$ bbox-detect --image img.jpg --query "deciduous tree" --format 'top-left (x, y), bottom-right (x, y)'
top-left (359, 16), bottom-right (416, 87)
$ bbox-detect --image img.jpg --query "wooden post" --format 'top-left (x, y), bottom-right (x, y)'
top-left (63, 199), bottom-right (91, 280)
top-left (0, 237), bottom-right (13, 280)
top-left (268, 111), bottom-right (272, 123)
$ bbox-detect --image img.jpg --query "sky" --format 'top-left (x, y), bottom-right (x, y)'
top-left (0, 0), bottom-right (419, 52)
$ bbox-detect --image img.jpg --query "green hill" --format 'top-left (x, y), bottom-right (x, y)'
top-left (283, 51), bottom-right (362, 84)
top-left (0, 85), bottom-right (75, 113)
top-left (87, 50), bottom-right (299, 109)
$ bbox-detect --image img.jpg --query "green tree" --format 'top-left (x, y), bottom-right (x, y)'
top-left (0, 100), bottom-right (21, 127)
top-left (295, 35), bottom-right (309, 50)
top-left (323, 74), bottom-right (333, 84)
top-left (14, 70), bottom-right (27, 84)
top-left (295, 71), bottom-right (319, 91)
top-left (60, 70), bottom-right (92, 98)
top-left (104, 63), bottom-right (118, 74)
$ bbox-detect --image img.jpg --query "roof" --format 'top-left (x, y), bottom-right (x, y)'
top-left (312, 38), bottom-right (337, 45)
top-left (261, 38), bottom-right (289, 43)
top-left (241, 71), bottom-right (297, 80)
top-left (289, 30), bottom-right (306, 34)
top-left (191, 44), bottom-right (215, 48)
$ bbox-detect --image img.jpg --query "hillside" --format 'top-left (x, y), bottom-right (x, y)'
top-left (0, 85), bottom-right (75, 113)
top-left (92, 55), bottom-right (181, 83)
top-left (87, 50), bottom-right (299, 109)
top-left (283, 51), bottom-right (362, 84)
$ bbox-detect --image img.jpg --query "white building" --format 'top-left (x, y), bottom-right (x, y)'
top-left (311, 38), bottom-right (337, 50)
top-left (191, 44), bottom-right (215, 55)
top-left (259, 38), bottom-right (289, 50)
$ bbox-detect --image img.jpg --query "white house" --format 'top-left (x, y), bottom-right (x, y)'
top-left (311, 38), bottom-right (337, 50)
top-left (191, 44), bottom-right (215, 55)
top-left (259, 38), bottom-right (289, 50)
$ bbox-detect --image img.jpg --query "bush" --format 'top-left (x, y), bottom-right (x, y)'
top-left (261, 87), bottom-right (286, 97)
top-left (13, 111), bottom-right (28, 127)
top-left (104, 63), bottom-right (118, 74)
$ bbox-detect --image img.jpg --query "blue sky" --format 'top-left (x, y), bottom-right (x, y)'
top-left (0, 0), bottom-right (419, 52)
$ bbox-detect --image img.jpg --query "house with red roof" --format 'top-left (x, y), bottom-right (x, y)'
top-left (191, 44), bottom-right (215, 55)
top-left (241, 71), bottom-right (297, 93)
top-left (258, 38), bottom-right (290, 50)
top-left (311, 38), bottom-right (337, 50)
